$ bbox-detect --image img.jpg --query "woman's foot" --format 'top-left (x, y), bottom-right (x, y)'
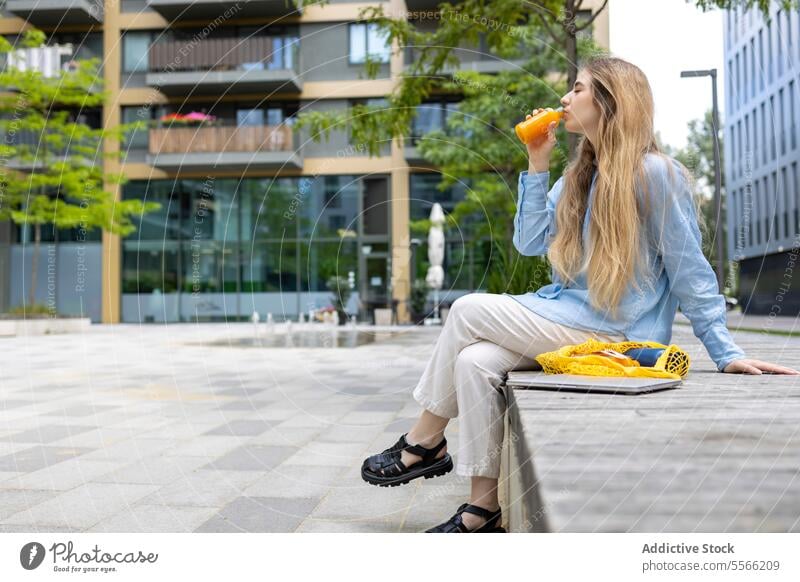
top-left (399, 432), bottom-right (447, 468)
top-left (425, 502), bottom-right (505, 533)
top-left (461, 503), bottom-right (501, 530)
top-left (361, 432), bottom-right (453, 487)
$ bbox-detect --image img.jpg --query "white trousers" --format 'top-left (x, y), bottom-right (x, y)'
top-left (412, 293), bottom-right (626, 479)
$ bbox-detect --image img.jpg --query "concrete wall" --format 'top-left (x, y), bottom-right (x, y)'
top-left (299, 22), bottom-right (390, 81)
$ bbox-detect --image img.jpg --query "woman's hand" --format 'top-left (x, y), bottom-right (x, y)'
top-left (525, 107), bottom-right (558, 174)
top-left (722, 358), bottom-right (800, 375)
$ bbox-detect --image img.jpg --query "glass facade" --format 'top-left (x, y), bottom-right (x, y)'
top-left (409, 174), bottom-right (489, 295)
top-left (122, 176), bottom-right (389, 322)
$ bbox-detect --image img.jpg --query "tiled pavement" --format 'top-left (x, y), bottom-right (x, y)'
top-left (0, 322), bottom-right (475, 533)
top-left (1, 312), bottom-right (798, 533)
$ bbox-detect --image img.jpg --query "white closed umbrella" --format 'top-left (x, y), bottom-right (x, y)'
top-left (425, 203), bottom-right (445, 325)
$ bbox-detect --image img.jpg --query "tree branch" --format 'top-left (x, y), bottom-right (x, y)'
top-left (575, 0), bottom-right (609, 31)
top-left (535, 13), bottom-right (564, 45)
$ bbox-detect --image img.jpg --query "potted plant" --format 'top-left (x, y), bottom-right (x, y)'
top-left (326, 276), bottom-right (351, 326)
top-left (410, 278), bottom-right (429, 325)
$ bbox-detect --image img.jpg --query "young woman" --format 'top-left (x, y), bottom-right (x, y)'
top-left (361, 56), bottom-right (800, 533)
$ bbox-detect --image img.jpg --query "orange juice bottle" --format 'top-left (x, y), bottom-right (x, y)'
top-left (515, 107), bottom-right (563, 144)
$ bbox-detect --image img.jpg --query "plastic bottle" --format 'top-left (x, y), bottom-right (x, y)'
top-left (515, 107), bottom-right (563, 144)
top-left (623, 347), bottom-right (665, 367)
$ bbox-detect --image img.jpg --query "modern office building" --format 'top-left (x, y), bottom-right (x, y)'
top-left (0, 0), bottom-right (608, 323)
top-left (724, 3), bottom-right (800, 315)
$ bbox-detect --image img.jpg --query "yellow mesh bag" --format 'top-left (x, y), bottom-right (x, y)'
top-left (535, 338), bottom-right (690, 380)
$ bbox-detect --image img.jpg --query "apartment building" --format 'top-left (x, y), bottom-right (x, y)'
top-left (0, 0), bottom-right (609, 323)
top-left (724, 3), bottom-right (800, 315)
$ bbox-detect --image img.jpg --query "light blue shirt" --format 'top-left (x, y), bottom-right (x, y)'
top-left (506, 152), bottom-right (746, 372)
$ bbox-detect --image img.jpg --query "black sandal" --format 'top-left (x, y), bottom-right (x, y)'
top-left (361, 433), bottom-right (453, 487)
top-left (425, 503), bottom-right (506, 533)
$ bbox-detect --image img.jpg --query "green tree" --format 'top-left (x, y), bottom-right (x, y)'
top-left (0, 29), bottom-right (158, 311)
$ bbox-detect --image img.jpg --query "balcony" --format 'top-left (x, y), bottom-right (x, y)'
top-left (145, 36), bottom-right (301, 96)
top-left (5, 0), bottom-right (103, 25)
top-left (146, 0), bottom-right (300, 21)
top-left (146, 124), bottom-right (301, 172)
top-left (405, 0), bottom-right (455, 11)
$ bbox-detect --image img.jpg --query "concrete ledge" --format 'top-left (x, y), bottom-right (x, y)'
top-left (501, 342), bottom-right (800, 532)
top-left (0, 318), bottom-right (91, 336)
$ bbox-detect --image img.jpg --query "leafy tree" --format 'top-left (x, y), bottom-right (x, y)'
top-left (0, 29), bottom-right (158, 311)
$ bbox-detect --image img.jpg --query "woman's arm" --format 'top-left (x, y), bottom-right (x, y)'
top-left (644, 156), bottom-right (745, 372)
top-left (644, 156), bottom-right (798, 374)
top-left (512, 172), bottom-right (564, 257)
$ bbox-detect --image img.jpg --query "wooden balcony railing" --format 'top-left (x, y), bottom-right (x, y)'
top-left (148, 124), bottom-right (293, 154)
top-left (148, 36), bottom-right (295, 72)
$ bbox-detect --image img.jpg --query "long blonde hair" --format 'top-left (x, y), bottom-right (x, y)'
top-left (548, 56), bottom-right (705, 320)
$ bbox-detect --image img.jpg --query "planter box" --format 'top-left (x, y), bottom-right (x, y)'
top-left (0, 318), bottom-right (91, 336)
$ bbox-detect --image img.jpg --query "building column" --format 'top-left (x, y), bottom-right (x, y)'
top-left (102, 0), bottom-right (122, 323)
top-left (390, 0), bottom-right (411, 324)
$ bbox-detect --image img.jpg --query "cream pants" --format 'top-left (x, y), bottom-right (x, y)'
top-left (412, 293), bottom-right (625, 478)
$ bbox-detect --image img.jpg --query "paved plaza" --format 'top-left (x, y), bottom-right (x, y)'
top-left (0, 312), bottom-right (798, 532)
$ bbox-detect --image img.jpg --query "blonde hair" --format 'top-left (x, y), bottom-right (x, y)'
top-left (548, 56), bottom-right (706, 319)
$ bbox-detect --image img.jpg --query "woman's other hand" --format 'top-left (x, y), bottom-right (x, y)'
top-left (723, 358), bottom-right (800, 375)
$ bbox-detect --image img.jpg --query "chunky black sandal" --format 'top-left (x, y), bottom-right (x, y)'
top-left (361, 433), bottom-right (453, 487)
top-left (425, 503), bottom-right (506, 533)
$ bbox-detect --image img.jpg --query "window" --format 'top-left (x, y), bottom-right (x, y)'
top-left (793, 163), bottom-right (800, 233)
top-left (779, 88), bottom-right (785, 155)
top-left (758, 30), bottom-right (764, 90)
top-left (770, 95), bottom-right (776, 160)
top-left (349, 23), bottom-right (390, 64)
top-left (411, 99), bottom-right (462, 145)
top-left (790, 81), bottom-right (796, 149)
top-left (778, 10), bottom-right (784, 77)
top-left (750, 39), bottom-right (755, 97)
top-left (121, 106), bottom-right (155, 150)
top-left (743, 45), bottom-right (748, 101)
top-left (122, 31), bottom-right (151, 73)
top-left (782, 167), bottom-right (789, 237)
top-left (767, 21), bottom-right (773, 83)
top-left (237, 108), bottom-right (265, 127)
top-left (761, 102), bottom-right (767, 164)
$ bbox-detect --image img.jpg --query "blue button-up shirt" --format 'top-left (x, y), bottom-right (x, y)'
top-left (506, 152), bottom-right (746, 372)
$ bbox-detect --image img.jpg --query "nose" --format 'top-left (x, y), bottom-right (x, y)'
top-left (560, 95), bottom-right (569, 107)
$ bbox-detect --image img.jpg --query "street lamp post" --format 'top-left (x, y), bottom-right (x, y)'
top-left (680, 68), bottom-right (725, 294)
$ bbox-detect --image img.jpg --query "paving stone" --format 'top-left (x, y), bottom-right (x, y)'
top-left (201, 445), bottom-right (298, 471)
top-left (0, 459), bottom-right (123, 492)
top-left (202, 420), bottom-right (276, 437)
top-left (2, 482), bottom-right (160, 529)
top-left (195, 496), bottom-right (320, 532)
top-left (92, 455), bottom-right (210, 486)
top-left (0, 446), bottom-right (94, 473)
top-left (281, 441), bottom-right (369, 468)
top-left (139, 470), bottom-right (263, 508)
top-left (162, 436), bottom-right (245, 458)
top-left (0, 489), bottom-right (59, 520)
top-left (243, 466), bottom-right (346, 499)
top-left (0, 425), bottom-right (97, 444)
top-left (88, 504), bottom-right (219, 533)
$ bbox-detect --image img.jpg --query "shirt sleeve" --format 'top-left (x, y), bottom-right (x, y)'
top-left (512, 170), bottom-right (564, 257)
top-left (644, 156), bottom-right (747, 372)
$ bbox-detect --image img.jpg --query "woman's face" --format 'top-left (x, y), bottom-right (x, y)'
top-left (560, 69), bottom-right (601, 136)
